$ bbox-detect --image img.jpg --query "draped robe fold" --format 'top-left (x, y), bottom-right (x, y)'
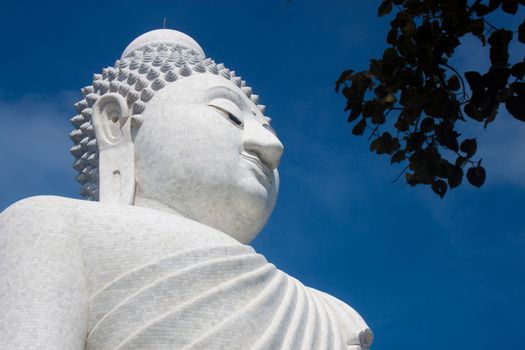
top-left (86, 244), bottom-right (371, 350)
top-left (0, 197), bottom-right (372, 350)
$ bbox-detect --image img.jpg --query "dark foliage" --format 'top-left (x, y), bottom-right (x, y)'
top-left (336, 0), bottom-right (525, 198)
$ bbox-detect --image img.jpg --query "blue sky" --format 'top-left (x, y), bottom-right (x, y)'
top-left (1, 1), bottom-right (524, 348)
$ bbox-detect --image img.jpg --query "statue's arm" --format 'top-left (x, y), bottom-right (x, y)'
top-left (0, 196), bottom-right (88, 350)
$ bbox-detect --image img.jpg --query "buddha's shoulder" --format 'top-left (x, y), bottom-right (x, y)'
top-left (0, 195), bottom-right (114, 221)
top-left (0, 196), bottom-right (85, 253)
top-left (1, 196), bottom-right (238, 246)
top-left (0, 195), bottom-right (80, 223)
top-left (1, 195), bottom-right (182, 224)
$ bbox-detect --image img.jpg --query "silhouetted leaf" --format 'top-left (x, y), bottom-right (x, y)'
top-left (383, 47), bottom-right (398, 62)
top-left (464, 71), bottom-right (481, 90)
top-left (455, 156), bottom-right (468, 168)
top-left (395, 116), bottom-right (410, 131)
top-left (448, 166), bottom-right (463, 189)
top-left (378, 1), bottom-right (393, 17)
top-left (512, 82), bottom-right (525, 95)
top-left (467, 166), bottom-right (486, 187)
top-left (405, 172), bottom-right (419, 186)
top-left (352, 118), bottom-right (367, 135)
top-left (423, 91), bottom-right (444, 116)
top-left (335, 70), bottom-right (353, 92)
top-left (347, 103), bottom-right (362, 122)
top-left (420, 117), bottom-right (435, 132)
top-left (511, 62), bottom-right (525, 79)
top-left (375, 132), bottom-right (394, 154)
top-left (391, 150), bottom-right (405, 164)
top-left (431, 180), bottom-right (448, 198)
top-left (488, 0), bottom-right (502, 11)
top-left (501, 0), bottom-right (518, 14)
top-left (370, 137), bottom-right (381, 152)
top-left (482, 67), bottom-right (511, 89)
top-left (460, 138), bottom-right (477, 158)
top-left (447, 75), bottom-right (460, 91)
top-left (370, 59), bottom-right (383, 79)
top-left (372, 110), bottom-right (386, 125)
top-left (466, 19), bottom-right (484, 37)
top-left (474, 4), bottom-right (490, 16)
top-left (519, 19), bottom-right (525, 43)
top-left (374, 84), bottom-right (388, 98)
top-left (488, 29), bottom-right (513, 65)
top-left (506, 96), bottom-right (525, 121)
top-left (490, 47), bottom-right (509, 67)
top-left (465, 101), bottom-right (483, 121)
top-left (387, 28), bottom-right (398, 44)
top-left (438, 127), bottom-right (459, 152)
top-left (363, 100), bottom-right (378, 118)
top-left (437, 158), bottom-right (453, 179)
top-left (406, 132), bottom-right (424, 151)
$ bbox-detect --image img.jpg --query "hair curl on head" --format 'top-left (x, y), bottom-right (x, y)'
top-left (70, 43), bottom-right (267, 200)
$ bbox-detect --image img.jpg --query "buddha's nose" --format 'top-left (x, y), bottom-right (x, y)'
top-left (242, 119), bottom-right (284, 170)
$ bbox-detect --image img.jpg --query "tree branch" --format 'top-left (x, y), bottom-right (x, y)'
top-left (440, 62), bottom-right (469, 103)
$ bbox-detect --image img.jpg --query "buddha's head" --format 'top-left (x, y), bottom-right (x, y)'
top-left (69, 29), bottom-right (283, 243)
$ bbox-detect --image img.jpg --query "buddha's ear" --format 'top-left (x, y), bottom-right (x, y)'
top-left (91, 93), bottom-right (135, 205)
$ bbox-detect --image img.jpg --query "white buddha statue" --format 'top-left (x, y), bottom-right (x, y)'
top-left (0, 29), bottom-right (373, 350)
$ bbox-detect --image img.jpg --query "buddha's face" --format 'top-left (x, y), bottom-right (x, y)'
top-left (133, 74), bottom-right (283, 243)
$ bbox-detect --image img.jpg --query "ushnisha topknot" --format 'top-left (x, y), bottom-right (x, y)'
top-left (70, 30), bottom-right (267, 201)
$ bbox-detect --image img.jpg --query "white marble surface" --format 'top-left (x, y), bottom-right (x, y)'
top-left (0, 29), bottom-right (373, 349)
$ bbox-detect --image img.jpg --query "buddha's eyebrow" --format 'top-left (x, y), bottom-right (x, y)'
top-left (202, 86), bottom-right (246, 109)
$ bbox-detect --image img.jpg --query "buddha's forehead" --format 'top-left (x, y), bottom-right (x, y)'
top-left (149, 74), bottom-right (264, 117)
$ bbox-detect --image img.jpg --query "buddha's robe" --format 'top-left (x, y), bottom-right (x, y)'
top-left (0, 196), bottom-right (372, 350)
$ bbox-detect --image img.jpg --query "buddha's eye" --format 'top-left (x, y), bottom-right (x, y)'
top-left (211, 106), bottom-right (243, 128)
top-left (228, 113), bottom-right (243, 126)
top-left (208, 99), bottom-right (244, 128)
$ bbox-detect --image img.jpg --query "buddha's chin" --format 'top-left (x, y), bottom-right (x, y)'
top-left (211, 179), bottom-right (274, 244)
top-left (221, 216), bottom-right (268, 244)
top-left (239, 177), bottom-right (275, 216)
top-left (135, 175), bottom-right (275, 243)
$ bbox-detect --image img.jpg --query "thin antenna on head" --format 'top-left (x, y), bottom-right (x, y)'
top-left (163, 18), bottom-right (167, 29)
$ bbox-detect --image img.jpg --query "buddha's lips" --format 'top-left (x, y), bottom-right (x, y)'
top-left (240, 152), bottom-right (271, 179)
